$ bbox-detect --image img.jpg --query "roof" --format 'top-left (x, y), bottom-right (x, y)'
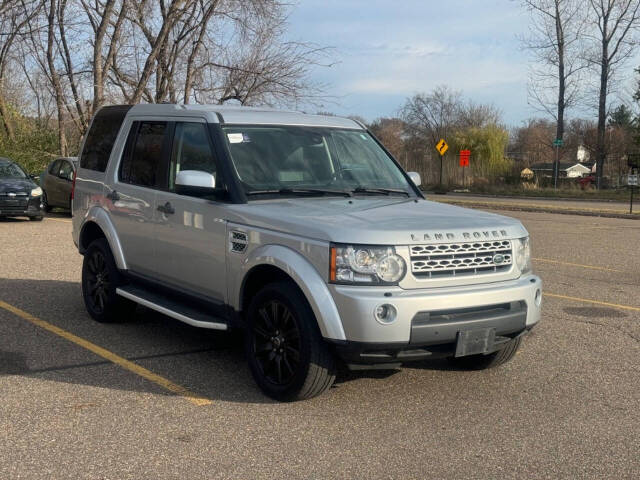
top-left (0, 157), bottom-right (15, 165)
top-left (566, 163), bottom-right (590, 171)
top-left (529, 162), bottom-right (591, 171)
top-left (126, 104), bottom-right (363, 129)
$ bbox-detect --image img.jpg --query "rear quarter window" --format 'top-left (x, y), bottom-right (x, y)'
top-left (80, 105), bottom-right (132, 172)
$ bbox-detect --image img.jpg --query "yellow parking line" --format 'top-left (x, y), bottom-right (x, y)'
top-left (0, 300), bottom-right (212, 406)
top-left (46, 217), bottom-right (72, 223)
top-left (543, 293), bottom-right (640, 312)
top-left (533, 257), bottom-right (623, 273)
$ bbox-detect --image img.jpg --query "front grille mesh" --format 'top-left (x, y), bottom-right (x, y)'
top-left (410, 240), bottom-right (512, 278)
top-left (0, 198), bottom-right (29, 215)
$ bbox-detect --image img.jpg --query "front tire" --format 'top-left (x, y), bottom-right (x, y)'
top-left (448, 335), bottom-right (523, 370)
top-left (245, 282), bottom-right (336, 401)
top-left (29, 216), bottom-right (44, 221)
top-left (42, 192), bottom-right (52, 212)
top-left (82, 238), bottom-right (136, 322)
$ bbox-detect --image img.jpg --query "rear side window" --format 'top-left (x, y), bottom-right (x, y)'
top-left (120, 121), bottom-right (167, 188)
top-left (80, 105), bottom-right (132, 172)
top-left (49, 159), bottom-right (61, 175)
top-left (59, 161), bottom-right (74, 180)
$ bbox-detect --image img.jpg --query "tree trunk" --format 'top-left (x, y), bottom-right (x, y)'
top-left (595, 39), bottom-right (608, 190)
top-left (555, 0), bottom-right (565, 186)
top-left (0, 91), bottom-right (15, 140)
top-left (93, 0), bottom-right (117, 115)
top-left (46, 0), bottom-right (67, 155)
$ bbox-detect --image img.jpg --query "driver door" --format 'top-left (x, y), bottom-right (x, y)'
top-left (153, 121), bottom-right (228, 304)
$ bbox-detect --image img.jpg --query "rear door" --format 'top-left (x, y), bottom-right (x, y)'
top-left (44, 160), bottom-right (61, 205)
top-left (56, 160), bottom-right (74, 208)
top-left (106, 120), bottom-right (170, 276)
top-left (153, 120), bottom-right (228, 303)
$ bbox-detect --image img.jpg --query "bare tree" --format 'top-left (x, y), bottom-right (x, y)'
top-left (586, 0), bottom-right (640, 188)
top-left (401, 86), bottom-right (463, 147)
top-left (521, 0), bottom-right (586, 146)
top-left (80, 0), bottom-right (128, 117)
top-left (0, 0), bottom-right (39, 140)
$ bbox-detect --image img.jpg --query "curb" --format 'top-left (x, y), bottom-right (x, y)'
top-left (435, 199), bottom-right (640, 220)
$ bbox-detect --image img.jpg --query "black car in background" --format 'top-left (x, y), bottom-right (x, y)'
top-left (40, 157), bottom-right (77, 211)
top-left (0, 157), bottom-right (44, 221)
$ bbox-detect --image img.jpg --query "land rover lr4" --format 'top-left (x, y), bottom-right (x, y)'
top-left (72, 104), bottom-right (542, 401)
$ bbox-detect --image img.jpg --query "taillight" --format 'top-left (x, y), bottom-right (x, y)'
top-left (71, 169), bottom-right (77, 200)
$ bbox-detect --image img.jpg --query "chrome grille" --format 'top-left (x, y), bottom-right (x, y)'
top-left (410, 240), bottom-right (512, 278)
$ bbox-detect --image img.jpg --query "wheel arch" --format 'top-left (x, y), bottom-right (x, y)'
top-left (78, 206), bottom-right (127, 270)
top-left (237, 245), bottom-right (346, 341)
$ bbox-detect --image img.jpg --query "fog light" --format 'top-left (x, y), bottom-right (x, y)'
top-left (374, 303), bottom-right (397, 325)
top-left (535, 288), bottom-right (542, 306)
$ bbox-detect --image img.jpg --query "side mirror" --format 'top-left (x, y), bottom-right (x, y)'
top-left (408, 171), bottom-right (421, 187)
top-left (175, 170), bottom-right (220, 197)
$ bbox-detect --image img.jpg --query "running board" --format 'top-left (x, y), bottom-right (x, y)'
top-left (116, 286), bottom-right (228, 331)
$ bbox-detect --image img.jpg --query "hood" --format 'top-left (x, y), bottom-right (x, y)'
top-left (0, 178), bottom-right (36, 194)
top-left (226, 197), bottom-right (528, 244)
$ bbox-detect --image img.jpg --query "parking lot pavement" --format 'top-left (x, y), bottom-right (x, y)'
top-left (1, 212), bottom-right (639, 479)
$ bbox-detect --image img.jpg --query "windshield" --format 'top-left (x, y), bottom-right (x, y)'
top-left (222, 126), bottom-right (412, 196)
top-left (0, 162), bottom-right (27, 179)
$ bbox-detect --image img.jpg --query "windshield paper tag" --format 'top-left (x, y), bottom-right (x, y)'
top-left (227, 133), bottom-right (244, 143)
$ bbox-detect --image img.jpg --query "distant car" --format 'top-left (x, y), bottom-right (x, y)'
top-left (40, 157), bottom-right (77, 211)
top-left (578, 175), bottom-right (595, 189)
top-left (0, 157), bottom-right (44, 221)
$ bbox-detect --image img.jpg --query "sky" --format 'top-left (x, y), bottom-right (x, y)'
top-left (286, 0), bottom-right (638, 127)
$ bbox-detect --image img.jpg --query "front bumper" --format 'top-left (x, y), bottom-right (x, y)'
top-left (327, 275), bottom-right (542, 362)
top-left (0, 196), bottom-right (43, 217)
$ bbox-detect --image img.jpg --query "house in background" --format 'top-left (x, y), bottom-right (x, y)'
top-left (528, 162), bottom-right (592, 179)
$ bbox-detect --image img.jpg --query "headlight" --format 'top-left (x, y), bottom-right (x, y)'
top-left (30, 187), bottom-right (42, 197)
top-left (330, 244), bottom-right (406, 285)
top-left (514, 237), bottom-right (532, 275)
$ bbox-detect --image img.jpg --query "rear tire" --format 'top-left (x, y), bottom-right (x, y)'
top-left (245, 282), bottom-right (336, 401)
top-left (29, 216), bottom-right (44, 221)
top-left (82, 238), bottom-right (136, 323)
top-left (448, 336), bottom-right (523, 370)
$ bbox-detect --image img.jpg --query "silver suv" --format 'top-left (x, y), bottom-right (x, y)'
top-left (72, 104), bottom-right (542, 401)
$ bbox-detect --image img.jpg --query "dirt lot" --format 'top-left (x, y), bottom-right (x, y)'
top-left (1, 211), bottom-right (638, 479)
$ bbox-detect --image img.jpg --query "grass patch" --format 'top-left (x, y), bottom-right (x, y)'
top-left (425, 185), bottom-right (632, 202)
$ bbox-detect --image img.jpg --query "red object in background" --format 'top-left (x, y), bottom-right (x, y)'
top-left (459, 150), bottom-right (470, 167)
top-left (578, 175), bottom-right (595, 189)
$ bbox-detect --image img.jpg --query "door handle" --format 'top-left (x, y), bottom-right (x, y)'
top-left (106, 190), bottom-right (120, 202)
top-left (157, 201), bottom-right (175, 214)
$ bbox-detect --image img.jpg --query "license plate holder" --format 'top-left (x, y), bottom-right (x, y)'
top-left (455, 328), bottom-right (496, 357)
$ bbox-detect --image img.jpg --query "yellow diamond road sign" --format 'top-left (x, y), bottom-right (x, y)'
top-left (436, 138), bottom-right (448, 156)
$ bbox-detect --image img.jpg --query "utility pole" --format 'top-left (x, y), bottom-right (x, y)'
top-left (553, 138), bottom-right (563, 189)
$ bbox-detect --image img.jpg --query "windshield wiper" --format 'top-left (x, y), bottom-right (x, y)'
top-left (247, 187), bottom-right (353, 197)
top-left (352, 186), bottom-right (410, 197)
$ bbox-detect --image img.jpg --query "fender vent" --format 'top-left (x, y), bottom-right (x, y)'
top-left (229, 230), bottom-right (248, 254)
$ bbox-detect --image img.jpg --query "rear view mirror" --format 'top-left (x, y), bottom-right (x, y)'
top-left (175, 170), bottom-right (220, 197)
top-left (408, 171), bottom-right (421, 187)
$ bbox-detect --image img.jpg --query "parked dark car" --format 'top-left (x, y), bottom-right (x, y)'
top-left (0, 157), bottom-right (44, 221)
top-left (40, 156), bottom-right (77, 211)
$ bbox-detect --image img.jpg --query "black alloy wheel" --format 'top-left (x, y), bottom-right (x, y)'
top-left (246, 282), bottom-right (336, 401)
top-left (252, 299), bottom-right (301, 386)
top-left (85, 248), bottom-right (110, 315)
top-left (82, 238), bottom-right (136, 322)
